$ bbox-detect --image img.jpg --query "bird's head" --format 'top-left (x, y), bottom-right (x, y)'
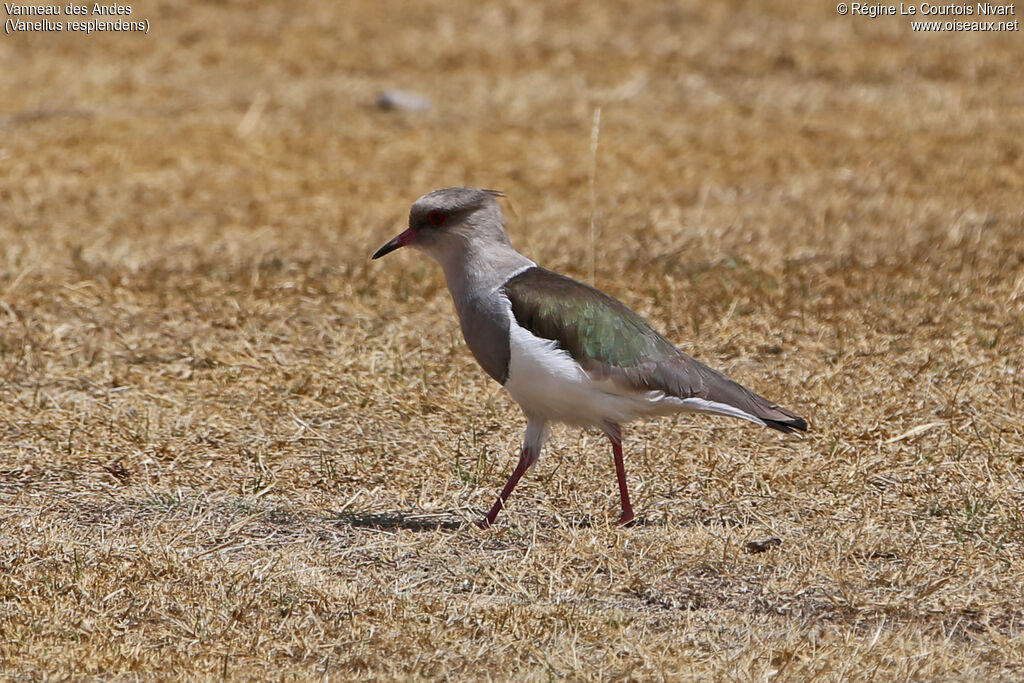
top-left (372, 187), bottom-right (507, 262)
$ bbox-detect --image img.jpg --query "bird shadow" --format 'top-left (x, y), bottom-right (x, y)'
top-left (329, 510), bottom-right (660, 532)
top-left (330, 510), bottom-right (467, 532)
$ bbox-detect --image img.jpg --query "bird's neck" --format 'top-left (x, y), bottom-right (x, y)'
top-left (436, 239), bottom-right (535, 309)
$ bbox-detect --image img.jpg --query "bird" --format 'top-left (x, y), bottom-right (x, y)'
top-left (372, 187), bottom-right (807, 528)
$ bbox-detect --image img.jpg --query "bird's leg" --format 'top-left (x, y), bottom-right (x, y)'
top-left (479, 419), bottom-right (548, 528)
top-left (479, 445), bottom-right (535, 528)
top-left (604, 422), bottom-right (634, 527)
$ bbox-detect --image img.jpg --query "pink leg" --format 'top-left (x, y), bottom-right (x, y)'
top-left (479, 420), bottom-right (548, 528)
top-left (479, 445), bottom-right (535, 528)
top-left (605, 422), bottom-right (635, 526)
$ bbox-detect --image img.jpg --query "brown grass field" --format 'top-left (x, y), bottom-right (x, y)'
top-left (2, 0), bottom-right (1024, 679)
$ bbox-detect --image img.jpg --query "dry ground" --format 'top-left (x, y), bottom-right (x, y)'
top-left (2, 0), bottom-right (1024, 679)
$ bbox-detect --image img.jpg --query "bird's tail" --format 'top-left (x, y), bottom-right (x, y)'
top-left (702, 370), bottom-right (808, 434)
top-left (660, 354), bottom-right (809, 434)
top-left (758, 411), bottom-right (808, 434)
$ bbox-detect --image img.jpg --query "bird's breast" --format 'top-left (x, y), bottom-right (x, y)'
top-left (454, 293), bottom-right (513, 385)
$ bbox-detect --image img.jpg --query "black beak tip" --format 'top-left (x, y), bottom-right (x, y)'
top-left (372, 228), bottom-right (418, 260)
top-left (371, 242), bottom-right (397, 260)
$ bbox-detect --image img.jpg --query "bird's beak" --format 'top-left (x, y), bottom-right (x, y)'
top-left (372, 227), bottom-right (418, 259)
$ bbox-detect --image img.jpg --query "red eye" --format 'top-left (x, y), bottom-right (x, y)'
top-left (427, 210), bottom-right (446, 226)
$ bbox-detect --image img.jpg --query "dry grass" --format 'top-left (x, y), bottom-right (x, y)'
top-left (2, 0), bottom-right (1024, 679)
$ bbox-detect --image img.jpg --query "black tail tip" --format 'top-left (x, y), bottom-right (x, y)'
top-left (764, 416), bottom-right (809, 434)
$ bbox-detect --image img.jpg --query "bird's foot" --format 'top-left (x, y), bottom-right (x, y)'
top-left (616, 510), bottom-right (635, 527)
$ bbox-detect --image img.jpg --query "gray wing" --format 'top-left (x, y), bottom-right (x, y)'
top-left (504, 268), bottom-right (807, 433)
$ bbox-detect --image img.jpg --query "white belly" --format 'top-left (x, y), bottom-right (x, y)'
top-left (503, 314), bottom-right (669, 426)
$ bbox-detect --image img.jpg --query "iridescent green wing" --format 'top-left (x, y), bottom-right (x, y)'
top-left (504, 267), bottom-right (807, 432)
top-left (504, 267), bottom-right (691, 387)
